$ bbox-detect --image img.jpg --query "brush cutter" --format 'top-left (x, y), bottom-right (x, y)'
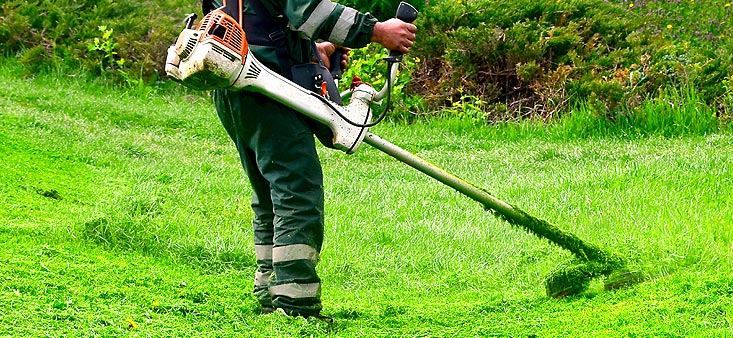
top-left (165, 1), bottom-right (645, 297)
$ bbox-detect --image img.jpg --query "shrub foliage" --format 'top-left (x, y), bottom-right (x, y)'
top-left (409, 0), bottom-right (733, 121)
top-left (1, 0), bottom-right (732, 123)
top-left (1, 0), bottom-right (193, 81)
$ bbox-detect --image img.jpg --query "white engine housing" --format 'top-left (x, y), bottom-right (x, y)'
top-left (165, 9), bottom-right (374, 154)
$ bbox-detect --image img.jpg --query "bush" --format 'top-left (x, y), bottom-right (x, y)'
top-left (0, 0), bottom-right (422, 84)
top-left (2, 0), bottom-right (732, 126)
top-left (0, 0), bottom-right (193, 83)
top-left (409, 0), bottom-right (733, 122)
top-left (410, 0), bottom-right (645, 120)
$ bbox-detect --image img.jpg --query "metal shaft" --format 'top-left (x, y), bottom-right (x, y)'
top-left (365, 133), bottom-right (519, 218)
top-left (363, 132), bottom-right (621, 265)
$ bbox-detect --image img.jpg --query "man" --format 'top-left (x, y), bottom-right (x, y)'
top-left (206, 0), bottom-right (417, 318)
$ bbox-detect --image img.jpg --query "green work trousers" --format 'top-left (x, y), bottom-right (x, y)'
top-left (213, 89), bottom-right (324, 316)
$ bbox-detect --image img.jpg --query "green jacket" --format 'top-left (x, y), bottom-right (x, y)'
top-left (210, 0), bottom-right (378, 75)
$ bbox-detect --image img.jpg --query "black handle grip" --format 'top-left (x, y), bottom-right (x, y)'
top-left (395, 1), bottom-right (419, 23)
top-left (185, 13), bottom-right (198, 29)
top-left (329, 48), bottom-right (344, 80)
top-left (384, 2), bottom-right (419, 63)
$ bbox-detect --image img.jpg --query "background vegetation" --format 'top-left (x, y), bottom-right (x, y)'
top-left (2, 0), bottom-right (733, 336)
top-left (2, 0), bottom-right (732, 126)
top-left (0, 0), bottom-right (426, 86)
top-left (409, 0), bottom-right (733, 122)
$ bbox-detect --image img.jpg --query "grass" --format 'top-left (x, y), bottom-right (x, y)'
top-left (618, 0), bottom-right (733, 46)
top-left (1, 59), bottom-right (732, 336)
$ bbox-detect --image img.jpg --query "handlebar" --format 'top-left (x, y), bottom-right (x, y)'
top-left (340, 2), bottom-right (418, 103)
top-left (329, 48), bottom-right (344, 80)
top-left (384, 2), bottom-right (419, 63)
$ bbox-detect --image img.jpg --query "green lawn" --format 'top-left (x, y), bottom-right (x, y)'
top-left (1, 61), bottom-right (732, 336)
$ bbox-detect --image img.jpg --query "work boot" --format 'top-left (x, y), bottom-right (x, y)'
top-left (253, 285), bottom-right (274, 314)
top-left (275, 308), bottom-right (334, 325)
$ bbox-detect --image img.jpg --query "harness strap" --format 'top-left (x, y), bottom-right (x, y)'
top-left (203, 0), bottom-right (294, 79)
top-left (226, 0), bottom-right (242, 25)
top-left (203, 0), bottom-right (241, 24)
top-left (202, 0), bottom-right (343, 95)
top-left (202, 0), bottom-right (216, 15)
top-left (243, 0), bottom-right (294, 79)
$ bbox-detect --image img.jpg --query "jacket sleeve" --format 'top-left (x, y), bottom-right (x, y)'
top-left (281, 0), bottom-right (378, 48)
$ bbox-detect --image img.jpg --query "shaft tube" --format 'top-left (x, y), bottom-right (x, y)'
top-left (363, 132), bottom-right (623, 266)
top-left (364, 133), bottom-right (519, 218)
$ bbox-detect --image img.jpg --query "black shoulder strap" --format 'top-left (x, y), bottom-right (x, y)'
top-left (202, 0), bottom-right (293, 78)
top-left (202, 0), bottom-right (243, 26)
top-left (224, 0), bottom-right (243, 25)
top-left (243, 0), bottom-right (295, 79)
top-left (202, 0), bottom-right (216, 15)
